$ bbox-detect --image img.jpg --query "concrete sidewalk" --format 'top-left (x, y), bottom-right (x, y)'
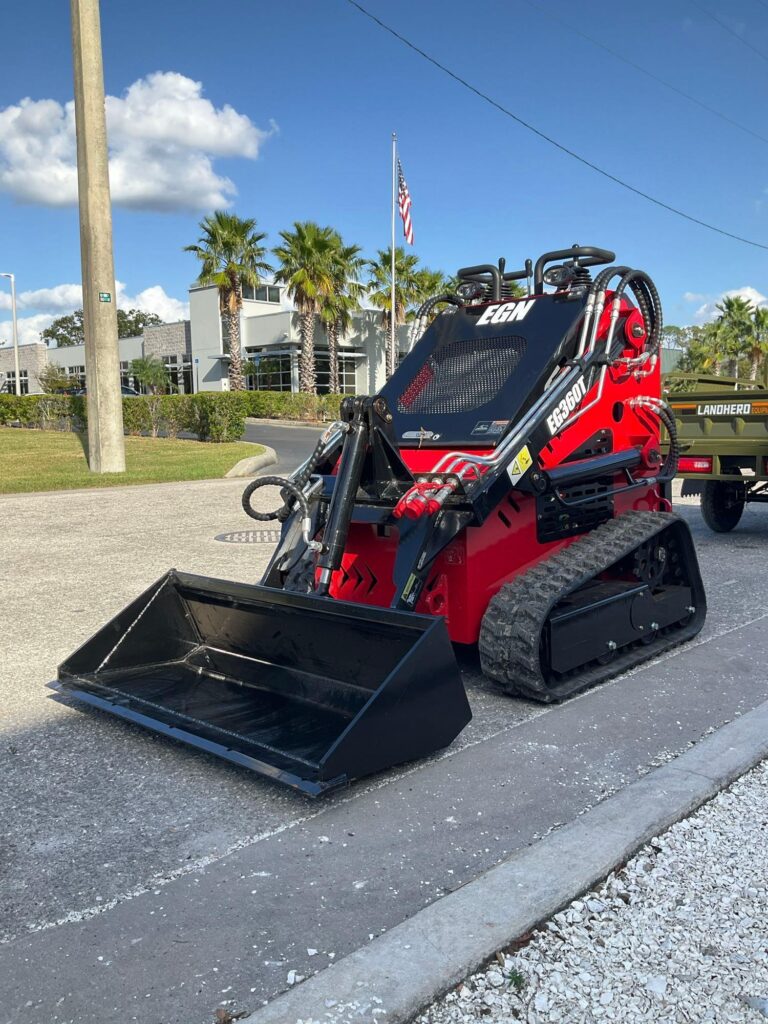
top-left (1, 479), bottom-right (767, 1024)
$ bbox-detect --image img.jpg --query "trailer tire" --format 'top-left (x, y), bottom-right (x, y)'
top-left (701, 473), bottom-right (745, 533)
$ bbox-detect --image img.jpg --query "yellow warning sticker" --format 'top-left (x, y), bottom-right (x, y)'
top-left (507, 444), bottom-right (533, 486)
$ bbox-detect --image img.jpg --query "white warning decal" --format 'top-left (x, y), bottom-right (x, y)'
top-left (507, 444), bottom-right (533, 486)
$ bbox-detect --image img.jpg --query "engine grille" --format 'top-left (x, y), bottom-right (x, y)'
top-left (397, 335), bottom-right (526, 415)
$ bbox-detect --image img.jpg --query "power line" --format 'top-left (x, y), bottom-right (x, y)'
top-left (526, 0), bottom-right (768, 148)
top-left (344, 0), bottom-right (768, 252)
top-left (688, 0), bottom-right (768, 65)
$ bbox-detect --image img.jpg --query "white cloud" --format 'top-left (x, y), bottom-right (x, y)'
top-left (0, 71), bottom-right (274, 211)
top-left (115, 282), bottom-right (189, 322)
top-left (0, 313), bottom-right (56, 347)
top-left (691, 286), bottom-right (768, 323)
top-left (5, 283), bottom-right (84, 313)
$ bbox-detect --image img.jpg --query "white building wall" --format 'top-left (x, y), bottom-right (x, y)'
top-left (189, 286), bottom-right (225, 391)
top-left (0, 342), bottom-right (48, 394)
top-left (48, 336), bottom-right (144, 374)
top-left (241, 310), bottom-right (293, 349)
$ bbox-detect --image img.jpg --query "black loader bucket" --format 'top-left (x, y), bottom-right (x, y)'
top-left (53, 571), bottom-right (471, 795)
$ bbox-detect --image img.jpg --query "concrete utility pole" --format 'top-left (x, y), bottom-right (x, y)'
top-left (70, 0), bottom-right (125, 472)
top-left (0, 273), bottom-right (20, 394)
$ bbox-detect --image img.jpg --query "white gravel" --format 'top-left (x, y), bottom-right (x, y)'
top-left (417, 759), bottom-right (768, 1023)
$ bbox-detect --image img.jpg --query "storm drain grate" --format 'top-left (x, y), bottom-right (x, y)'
top-left (214, 530), bottom-right (281, 544)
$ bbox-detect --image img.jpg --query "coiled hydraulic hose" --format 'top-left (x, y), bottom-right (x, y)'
top-left (242, 475), bottom-right (322, 551)
top-left (242, 475), bottom-right (309, 523)
top-left (241, 423), bottom-right (342, 523)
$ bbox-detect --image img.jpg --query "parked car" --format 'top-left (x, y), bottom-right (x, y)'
top-left (73, 385), bottom-right (140, 396)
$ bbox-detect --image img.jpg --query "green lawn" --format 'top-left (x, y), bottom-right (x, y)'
top-left (0, 428), bottom-right (263, 494)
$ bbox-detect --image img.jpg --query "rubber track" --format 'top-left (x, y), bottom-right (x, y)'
top-left (479, 511), bottom-right (702, 702)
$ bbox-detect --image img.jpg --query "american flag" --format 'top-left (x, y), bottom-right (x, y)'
top-left (397, 159), bottom-right (414, 245)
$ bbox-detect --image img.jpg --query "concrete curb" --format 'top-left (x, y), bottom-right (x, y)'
top-left (225, 446), bottom-right (278, 478)
top-left (244, 702), bottom-right (768, 1024)
top-left (245, 417), bottom-right (326, 429)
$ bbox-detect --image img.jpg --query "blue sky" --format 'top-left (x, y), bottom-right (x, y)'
top-left (2, 0), bottom-right (768, 344)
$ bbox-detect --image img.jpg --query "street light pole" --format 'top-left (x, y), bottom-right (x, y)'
top-left (70, 0), bottom-right (125, 472)
top-left (0, 273), bottom-right (20, 395)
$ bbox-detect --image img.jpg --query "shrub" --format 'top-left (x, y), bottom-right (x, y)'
top-left (36, 394), bottom-right (80, 431)
top-left (0, 394), bottom-right (86, 431)
top-left (242, 391), bottom-right (344, 422)
top-left (189, 392), bottom-right (248, 442)
top-left (0, 395), bottom-right (31, 426)
top-left (158, 394), bottom-right (192, 439)
top-left (121, 396), bottom-right (152, 436)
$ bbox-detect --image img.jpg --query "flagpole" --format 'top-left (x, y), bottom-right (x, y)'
top-left (390, 131), bottom-right (397, 378)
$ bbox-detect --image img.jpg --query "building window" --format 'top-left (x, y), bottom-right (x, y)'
top-left (162, 353), bottom-right (193, 394)
top-left (244, 350), bottom-right (293, 391)
top-left (4, 370), bottom-right (29, 395)
top-left (119, 360), bottom-right (135, 391)
top-left (242, 284), bottom-right (280, 303)
top-left (66, 365), bottom-right (86, 388)
top-left (315, 353), bottom-right (358, 395)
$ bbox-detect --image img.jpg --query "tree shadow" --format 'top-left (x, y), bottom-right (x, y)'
top-left (74, 430), bottom-right (89, 459)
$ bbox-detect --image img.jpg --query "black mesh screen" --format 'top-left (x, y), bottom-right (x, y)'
top-left (397, 336), bottom-right (527, 415)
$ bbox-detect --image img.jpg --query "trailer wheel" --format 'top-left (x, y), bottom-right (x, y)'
top-left (701, 473), bottom-right (745, 533)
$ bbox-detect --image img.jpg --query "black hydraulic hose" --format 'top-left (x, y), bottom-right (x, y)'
top-left (242, 476), bottom-right (310, 524)
top-left (590, 267), bottom-right (662, 363)
top-left (242, 431), bottom-right (337, 527)
top-left (592, 265), bottom-right (631, 293)
top-left (411, 293), bottom-right (464, 347)
top-left (611, 271), bottom-right (662, 360)
top-left (413, 292), bottom-right (463, 322)
top-left (632, 274), bottom-right (663, 359)
top-left (655, 401), bottom-right (679, 482)
top-left (293, 432), bottom-right (334, 492)
top-left (587, 265), bottom-right (630, 304)
top-left (609, 270), bottom-right (655, 356)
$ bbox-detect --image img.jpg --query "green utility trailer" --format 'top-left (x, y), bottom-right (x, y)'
top-left (665, 373), bottom-right (768, 532)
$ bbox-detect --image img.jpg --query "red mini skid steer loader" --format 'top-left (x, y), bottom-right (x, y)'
top-left (54, 246), bottom-right (706, 795)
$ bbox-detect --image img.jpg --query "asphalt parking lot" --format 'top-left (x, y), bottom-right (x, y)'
top-left (241, 419), bottom-right (322, 475)
top-left (1, 469), bottom-right (767, 1024)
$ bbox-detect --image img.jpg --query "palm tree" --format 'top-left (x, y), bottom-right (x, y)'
top-left (749, 306), bottom-right (768, 381)
top-left (413, 267), bottom-right (451, 305)
top-left (714, 295), bottom-right (754, 377)
top-left (366, 247), bottom-right (422, 376)
top-left (320, 235), bottom-right (364, 394)
top-left (130, 355), bottom-right (170, 395)
top-left (273, 222), bottom-right (338, 393)
top-left (184, 211), bottom-right (272, 391)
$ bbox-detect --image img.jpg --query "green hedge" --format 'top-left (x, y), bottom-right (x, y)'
top-left (0, 389), bottom-right (343, 442)
top-left (0, 393), bottom-right (88, 431)
top-left (0, 391), bottom-right (249, 443)
top-left (241, 391), bottom-right (343, 422)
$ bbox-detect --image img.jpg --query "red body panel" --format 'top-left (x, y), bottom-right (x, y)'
top-left (329, 295), bottom-right (668, 644)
